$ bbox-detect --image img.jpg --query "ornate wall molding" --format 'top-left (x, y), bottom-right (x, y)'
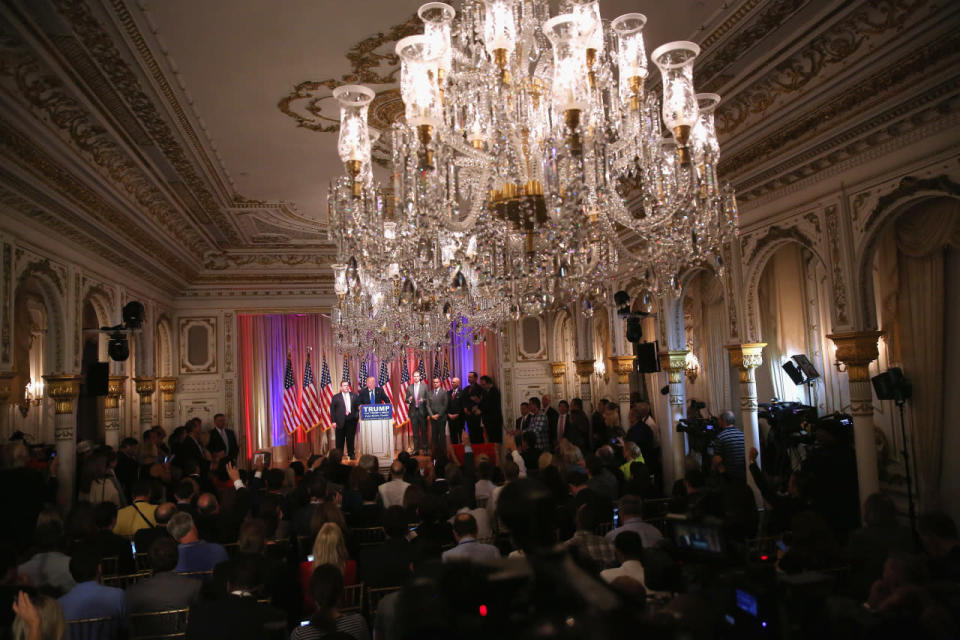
top-left (179, 317), bottom-right (217, 374)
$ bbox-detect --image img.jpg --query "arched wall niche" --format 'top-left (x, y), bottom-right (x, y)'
top-left (14, 261), bottom-right (66, 374)
top-left (81, 286), bottom-right (114, 363)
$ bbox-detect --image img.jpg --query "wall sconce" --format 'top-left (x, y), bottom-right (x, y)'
top-left (18, 378), bottom-right (43, 418)
top-left (594, 359), bottom-right (608, 383)
top-left (831, 344), bottom-right (846, 372)
top-left (685, 351), bottom-right (700, 384)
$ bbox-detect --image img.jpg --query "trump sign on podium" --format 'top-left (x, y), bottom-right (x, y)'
top-left (360, 403), bottom-right (393, 467)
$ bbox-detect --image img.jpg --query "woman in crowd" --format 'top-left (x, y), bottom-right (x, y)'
top-left (290, 564), bottom-right (369, 640)
top-left (300, 522), bottom-right (356, 612)
top-left (12, 591), bottom-right (65, 640)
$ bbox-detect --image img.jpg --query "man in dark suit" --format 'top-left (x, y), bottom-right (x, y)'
top-left (185, 554), bottom-right (285, 640)
top-left (126, 536), bottom-right (201, 614)
top-left (359, 375), bottom-right (389, 405)
top-left (463, 371), bottom-right (485, 443)
top-left (175, 419), bottom-right (207, 472)
top-left (542, 394), bottom-right (559, 448)
top-left (446, 377), bottom-right (464, 444)
top-left (405, 371), bottom-right (429, 454)
top-left (516, 402), bottom-right (529, 432)
top-left (567, 398), bottom-right (592, 453)
top-left (207, 413), bottom-right (238, 465)
top-left (427, 376), bottom-right (449, 457)
top-left (358, 506), bottom-right (413, 587)
top-left (479, 375), bottom-right (503, 443)
top-left (330, 381), bottom-right (359, 460)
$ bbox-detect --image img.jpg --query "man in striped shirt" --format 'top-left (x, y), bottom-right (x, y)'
top-left (712, 410), bottom-right (746, 480)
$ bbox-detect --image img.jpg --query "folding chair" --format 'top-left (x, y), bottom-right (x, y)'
top-left (66, 616), bottom-right (120, 640)
top-left (101, 570), bottom-right (152, 589)
top-left (129, 607), bottom-right (190, 640)
top-left (366, 585), bottom-right (401, 618)
top-left (342, 582), bottom-right (364, 614)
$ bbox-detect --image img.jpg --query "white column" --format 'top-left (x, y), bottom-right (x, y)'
top-left (662, 350), bottom-right (688, 488)
top-left (609, 355), bottom-right (635, 430)
top-left (550, 362), bottom-right (567, 399)
top-left (829, 331), bottom-right (882, 508)
top-left (44, 375), bottom-right (81, 506)
top-left (134, 377), bottom-right (156, 430)
top-left (728, 343), bottom-right (766, 501)
top-left (104, 375), bottom-right (126, 448)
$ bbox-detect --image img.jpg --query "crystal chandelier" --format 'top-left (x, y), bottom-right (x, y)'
top-left (328, 0), bottom-right (739, 354)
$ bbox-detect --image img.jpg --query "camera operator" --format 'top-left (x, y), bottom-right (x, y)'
top-left (711, 410), bottom-right (745, 480)
top-left (801, 416), bottom-right (860, 543)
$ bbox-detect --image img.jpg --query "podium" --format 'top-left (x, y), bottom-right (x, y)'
top-left (359, 404), bottom-right (394, 468)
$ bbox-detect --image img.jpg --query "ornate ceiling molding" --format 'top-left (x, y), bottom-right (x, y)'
top-left (715, 0), bottom-right (931, 138)
top-left (50, 0), bottom-right (243, 245)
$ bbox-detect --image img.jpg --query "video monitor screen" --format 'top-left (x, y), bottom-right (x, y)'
top-left (672, 521), bottom-right (724, 555)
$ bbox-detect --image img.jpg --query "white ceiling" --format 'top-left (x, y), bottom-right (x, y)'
top-left (139, 0), bottom-right (725, 220)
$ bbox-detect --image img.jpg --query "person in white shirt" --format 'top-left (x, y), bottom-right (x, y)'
top-left (378, 460), bottom-right (410, 508)
top-left (488, 460), bottom-right (521, 531)
top-left (604, 495), bottom-right (664, 550)
top-left (441, 513), bottom-right (500, 564)
top-left (601, 531), bottom-right (652, 590)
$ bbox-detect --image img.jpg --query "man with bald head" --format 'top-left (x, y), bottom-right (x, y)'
top-left (134, 502), bottom-right (176, 554)
top-left (378, 460), bottom-right (411, 508)
top-left (446, 376), bottom-right (465, 444)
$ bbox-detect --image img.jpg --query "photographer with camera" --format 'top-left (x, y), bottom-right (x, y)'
top-left (801, 415), bottom-right (860, 543)
top-left (711, 410), bottom-right (746, 481)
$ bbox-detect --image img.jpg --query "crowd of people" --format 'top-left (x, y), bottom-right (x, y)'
top-left (1, 392), bottom-right (958, 640)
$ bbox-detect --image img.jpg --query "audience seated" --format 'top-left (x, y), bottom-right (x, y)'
top-left (168, 512), bottom-right (228, 573)
top-left (185, 554), bottom-right (286, 640)
top-left (378, 461), bottom-right (410, 508)
top-left (300, 522), bottom-right (356, 611)
top-left (90, 502), bottom-right (135, 574)
top-left (11, 591), bottom-right (65, 640)
top-left (17, 512), bottom-right (75, 596)
top-left (918, 511), bottom-right (960, 582)
top-left (563, 502), bottom-right (619, 575)
top-left (358, 506), bottom-right (412, 588)
top-left (112, 478), bottom-right (158, 537)
top-left (57, 547), bottom-right (126, 621)
top-left (348, 476), bottom-right (382, 528)
top-left (845, 493), bottom-right (915, 599)
top-left (605, 495), bottom-right (663, 550)
top-left (134, 501), bottom-right (176, 555)
top-left (126, 536), bottom-right (201, 613)
top-left (600, 531), bottom-right (651, 591)
top-left (291, 564), bottom-right (370, 640)
top-left (441, 513), bottom-right (500, 564)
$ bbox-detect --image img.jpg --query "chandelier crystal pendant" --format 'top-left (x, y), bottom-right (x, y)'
top-left (327, 0), bottom-right (739, 355)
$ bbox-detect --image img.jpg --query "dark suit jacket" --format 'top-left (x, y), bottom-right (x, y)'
top-left (126, 571), bottom-right (202, 613)
top-left (207, 428), bottom-right (238, 461)
top-left (175, 437), bottom-right (206, 467)
top-left (427, 388), bottom-right (448, 420)
top-left (566, 410), bottom-right (591, 452)
top-left (134, 526), bottom-right (172, 555)
top-left (186, 594), bottom-right (286, 640)
top-left (330, 391), bottom-right (359, 429)
top-left (359, 387), bottom-right (389, 405)
top-left (405, 382), bottom-right (429, 416)
top-left (446, 388), bottom-right (464, 421)
top-left (358, 537), bottom-right (413, 587)
top-left (545, 407), bottom-right (559, 445)
top-left (479, 386), bottom-right (503, 429)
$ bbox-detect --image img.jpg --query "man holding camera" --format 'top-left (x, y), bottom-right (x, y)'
top-left (712, 410), bottom-right (745, 480)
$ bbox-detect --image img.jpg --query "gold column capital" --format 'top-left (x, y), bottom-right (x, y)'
top-left (573, 359), bottom-right (595, 380)
top-left (608, 355), bottom-right (636, 384)
top-left (157, 377), bottom-right (178, 396)
top-left (134, 377), bottom-right (156, 404)
top-left (0, 371), bottom-right (17, 405)
top-left (828, 330), bottom-right (883, 382)
top-left (104, 376), bottom-right (126, 409)
top-left (549, 362), bottom-right (567, 385)
top-left (42, 374), bottom-right (82, 414)
top-left (660, 350), bottom-right (689, 384)
top-left (726, 343), bottom-right (767, 369)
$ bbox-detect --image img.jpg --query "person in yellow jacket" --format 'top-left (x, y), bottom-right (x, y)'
top-left (113, 478), bottom-right (157, 537)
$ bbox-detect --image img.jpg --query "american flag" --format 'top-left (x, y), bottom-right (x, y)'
top-left (441, 352), bottom-right (452, 390)
top-left (396, 357), bottom-right (410, 427)
top-left (432, 356), bottom-right (441, 382)
top-left (358, 358), bottom-right (368, 387)
top-left (341, 358), bottom-right (350, 387)
top-left (282, 352), bottom-right (300, 435)
top-left (417, 358), bottom-right (426, 380)
top-left (378, 359), bottom-right (395, 414)
top-left (317, 354), bottom-right (334, 432)
top-left (301, 352), bottom-right (323, 432)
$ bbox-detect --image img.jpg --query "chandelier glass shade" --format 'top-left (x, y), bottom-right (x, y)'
top-left (328, 0), bottom-right (739, 356)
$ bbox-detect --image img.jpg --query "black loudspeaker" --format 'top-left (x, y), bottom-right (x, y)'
top-left (872, 367), bottom-right (912, 402)
top-left (626, 316), bottom-right (643, 342)
top-left (782, 361), bottom-right (804, 385)
top-left (86, 362), bottom-right (109, 397)
top-left (635, 341), bottom-right (660, 373)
